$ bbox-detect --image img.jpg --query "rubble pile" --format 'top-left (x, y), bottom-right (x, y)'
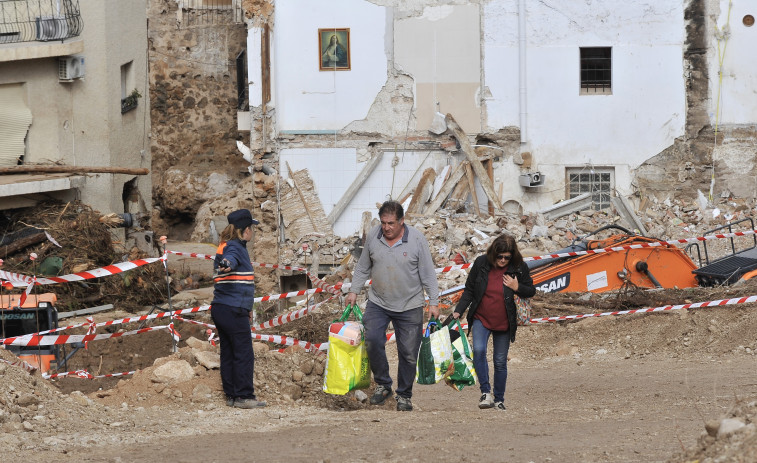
top-left (280, 193), bottom-right (757, 295)
top-left (93, 334), bottom-right (367, 412)
top-left (0, 348), bottom-right (113, 445)
top-left (0, 201), bottom-right (167, 312)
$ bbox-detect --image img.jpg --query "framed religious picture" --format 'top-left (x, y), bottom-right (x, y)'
top-left (319, 28), bottom-right (351, 71)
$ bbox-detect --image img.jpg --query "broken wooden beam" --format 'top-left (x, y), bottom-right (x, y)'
top-left (0, 166), bottom-right (149, 175)
top-left (1, 232), bottom-right (45, 258)
top-left (407, 167), bottom-right (436, 215)
top-left (486, 159), bottom-right (495, 216)
top-left (445, 114), bottom-right (502, 212)
top-left (425, 161), bottom-right (468, 215)
top-left (463, 163), bottom-right (481, 217)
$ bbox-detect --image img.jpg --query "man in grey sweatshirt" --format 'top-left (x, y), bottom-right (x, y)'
top-left (346, 200), bottom-right (440, 411)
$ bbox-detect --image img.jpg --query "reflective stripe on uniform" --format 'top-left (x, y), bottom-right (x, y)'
top-left (214, 272), bottom-right (255, 284)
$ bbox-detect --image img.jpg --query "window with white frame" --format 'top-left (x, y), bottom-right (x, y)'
top-left (566, 167), bottom-right (614, 210)
top-left (580, 47), bottom-right (611, 94)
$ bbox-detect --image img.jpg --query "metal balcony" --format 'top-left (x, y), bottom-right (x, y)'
top-left (0, 0), bottom-right (82, 45)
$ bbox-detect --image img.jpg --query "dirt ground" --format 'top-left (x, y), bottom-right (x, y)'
top-left (3, 280), bottom-right (757, 462)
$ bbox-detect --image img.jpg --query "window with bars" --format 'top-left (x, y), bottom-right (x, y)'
top-left (567, 168), bottom-right (614, 210)
top-left (580, 47), bottom-right (611, 94)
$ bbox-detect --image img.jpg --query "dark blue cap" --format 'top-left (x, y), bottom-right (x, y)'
top-left (227, 209), bottom-right (259, 229)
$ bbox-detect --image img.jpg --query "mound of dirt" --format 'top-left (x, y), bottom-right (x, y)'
top-left (667, 400), bottom-right (757, 462)
top-left (0, 348), bottom-right (120, 446)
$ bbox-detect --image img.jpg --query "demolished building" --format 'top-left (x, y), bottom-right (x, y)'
top-left (146, 0), bottom-right (757, 295)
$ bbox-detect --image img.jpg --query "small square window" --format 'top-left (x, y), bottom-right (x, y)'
top-left (580, 47), bottom-right (611, 95)
top-left (566, 167), bottom-right (615, 210)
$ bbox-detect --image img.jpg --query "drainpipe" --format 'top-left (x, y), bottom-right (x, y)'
top-left (518, 0), bottom-right (527, 144)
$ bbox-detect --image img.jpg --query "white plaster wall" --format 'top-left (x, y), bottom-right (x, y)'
top-left (710, 1), bottom-right (757, 125)
top-left (484, 0), bottom-right (686, 207)
top-left (76, 0), bottom-right (150, 215)
top-left (280, 149), bottom-right (452, 237)
top-left (273, 0), bottom-right (388, 131)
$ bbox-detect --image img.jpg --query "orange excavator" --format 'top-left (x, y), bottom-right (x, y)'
top-left (0, 293), bottom-right (61, 372)
top-left (528, 219), bottom-right (757, 294)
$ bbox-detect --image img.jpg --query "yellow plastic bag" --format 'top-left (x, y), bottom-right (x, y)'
top-left (323, 305), bottom-right (371, 395)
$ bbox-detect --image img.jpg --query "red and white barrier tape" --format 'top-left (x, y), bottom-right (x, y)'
top-left (529, 294), bottom-right (757, 323)
top-left (43, 369), bottom-right (94, 379)
top-left (5, 305), bottom-right (211, 341)
top-left (84, 316), bottom-right (96, 349)
top-left (174, 316), bottom-right (215, 329)
top-left (0, 269), bottom-right (33, 284)
top-left (2, 325), bottom-right (169, 347)
top-left (43, 369), bottom-right (137, 380)
top-left (0, 357), bottom-right (37, 372)
top-left (18, 276), bottom-right (36, 307)
top-left (254, 287), bottom-right (335, 303)
top-left (251, 332), bottom-right (327, 352)
top-left (251, 294), bottom-right (339, 331)
top-left (0, 256), bottom-right (165, 288)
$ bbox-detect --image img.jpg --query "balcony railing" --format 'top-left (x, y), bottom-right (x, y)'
top-left (0, 0), bottom-right (82, 45)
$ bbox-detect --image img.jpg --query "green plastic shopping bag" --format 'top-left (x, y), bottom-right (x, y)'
top-left (444, 319), bottom-right (477, 391)
top-left (323, 304), bottom-right (371, 395)
top-left (416, 318), bottom-right (454, 385)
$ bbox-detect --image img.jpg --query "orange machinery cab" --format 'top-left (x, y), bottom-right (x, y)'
top-left (0, 293), bottom-right (59, 372)
top-left (530, 235), bottom-right (699, 294)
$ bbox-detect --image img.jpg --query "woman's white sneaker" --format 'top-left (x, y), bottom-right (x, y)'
top-left (478, 393), bottom-right (494, 409)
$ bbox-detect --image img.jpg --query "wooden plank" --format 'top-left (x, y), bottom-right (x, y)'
top-left (445, 114), bottom-right (502, 211)
top-left (285, 161), bottom-right (319, 232)
top-left (463, 163), bottom-right (481, 217)
top-left (0, 166), bottom-right (149, 175)
top-left (486, 159), bottom-right (494, 216)
top-left (431, 165), bottom-right (451, 200)
top-left (326, 151), bottom-right (384, 225)
top-left (1, 232), bottom-right (45, 258)
top-left (425, 161), bottom-right (468, 215)
top-left (406, 167), bottom-right (436, 214)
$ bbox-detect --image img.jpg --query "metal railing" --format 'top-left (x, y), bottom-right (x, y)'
top-left (0, 0), bottom-right (82, 45)
top-left (177, 0), bottom-right (243, 28)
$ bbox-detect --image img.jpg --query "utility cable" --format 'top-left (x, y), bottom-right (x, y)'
top-left (711, 0), bottom-right (733, 202)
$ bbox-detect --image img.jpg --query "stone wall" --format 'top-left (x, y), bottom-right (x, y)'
top-left (148, 0), bottom-right (249, 236)
top-left (147, 0), bottom-right (281, 296)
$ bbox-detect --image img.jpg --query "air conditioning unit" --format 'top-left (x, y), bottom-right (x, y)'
top-left (519, 171), bottom-right (545, 188)
top-left (59, 56), bottom-right (85, 81)
top-left (36, 16), bottom-right (69, 41)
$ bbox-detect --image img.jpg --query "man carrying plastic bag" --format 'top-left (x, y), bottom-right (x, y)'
top-left (323, 304), bottom-right (371, 395)
top-left (416, 318), bottom-right (454, 384)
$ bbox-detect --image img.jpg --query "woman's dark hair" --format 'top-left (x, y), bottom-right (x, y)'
top-left (378, 200), bottom-right (404, 220)
top-left (485, 233), bottom-right (524, 268)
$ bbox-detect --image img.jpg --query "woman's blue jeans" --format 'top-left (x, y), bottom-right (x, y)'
top-left (471, 318), bottom-right (510, 403)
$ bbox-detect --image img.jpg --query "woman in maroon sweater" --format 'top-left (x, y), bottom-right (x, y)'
top-left (452, 234), bottom-right (535, 410)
